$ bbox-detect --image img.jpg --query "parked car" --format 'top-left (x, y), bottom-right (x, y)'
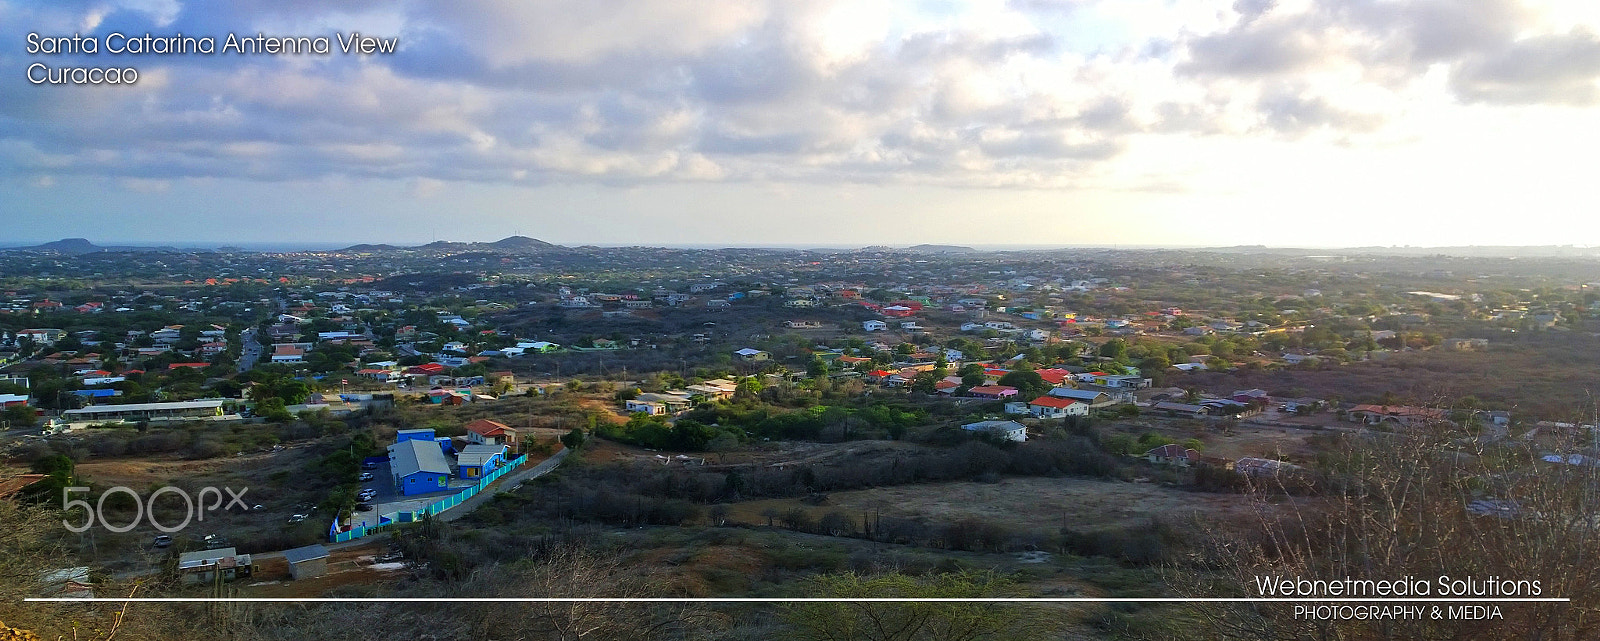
top-left (288, 514), bottom-right (308, 523)
top-left (361, 461), bottom-right (379, 470)
top-left (355, 502), bottom-right (374, 511)
top-left (152, 535), bottom-right (172, 548)
top-left (358, 472), bottom-right (374, 481)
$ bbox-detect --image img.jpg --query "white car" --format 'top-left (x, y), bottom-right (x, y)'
top-left (358, 472), bottom-right (375, 481)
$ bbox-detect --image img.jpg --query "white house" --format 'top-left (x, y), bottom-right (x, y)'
top-left (862, 320), bottom-right (887, 331)
top-left (624, 399), bottom-right (667, 415)
top-left (1025, 396), bottom-right (1087, 418)
top-left (961, 420), bottom-right (1028, 442)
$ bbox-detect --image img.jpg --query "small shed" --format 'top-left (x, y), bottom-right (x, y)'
top-left (283, 544), bottom-right (330, 580)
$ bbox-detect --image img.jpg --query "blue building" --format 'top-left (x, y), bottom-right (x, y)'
top-left (456, 443), bottom-right (506, 479)
top-left (395, 428), bottom-right (434, 443)
top-left (388, 438), bottom-right (450, 496)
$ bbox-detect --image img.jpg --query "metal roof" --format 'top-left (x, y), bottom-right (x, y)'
top-left (62, 399), bottom-right (226, 416)
top-left (282, 544), bottom-right (329, 565)
top-left (1047, 388), bottom-right (1107, 401)
top-left (389, 438), bottom-right (450, 478)
top-left (457, 444), bottom-right (505, 467)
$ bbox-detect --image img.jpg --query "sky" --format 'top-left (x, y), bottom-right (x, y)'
top-left (3, 0), bottom-right (1600, 248)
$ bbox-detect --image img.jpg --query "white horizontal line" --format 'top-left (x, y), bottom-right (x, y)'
top-left (25, 597), bottom-right (1573, 603)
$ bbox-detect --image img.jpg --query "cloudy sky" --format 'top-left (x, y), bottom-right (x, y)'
top-left (3, 0), bottom-right (1599, 248)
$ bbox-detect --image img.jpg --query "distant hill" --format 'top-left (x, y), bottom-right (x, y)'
top-left (340, 243), bottom-right (403, 252)
top-left (4, 238), bottom-right (184, 254)
top-left (905, 244), bottom-right (977, 254)
top-left (33, 238), bottom-right (101, 253)
top-left (336, 236), bottom-right (563, 253)
top-left (489, 235), bottom-right (556, 250)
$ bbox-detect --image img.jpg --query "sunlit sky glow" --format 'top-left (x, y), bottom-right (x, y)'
top-left (4, 0), bottom-right (1600, 247)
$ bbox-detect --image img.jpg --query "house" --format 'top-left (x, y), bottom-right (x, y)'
top-left (1444, 338), bottom-right (1489, 351)
top-left (862, 320), bottom-right (887, 331)
top-left (635, 392), bottom-right (695, 412)
top-left (0, 394), bottom-right (29, 408)
top-left (356, 368), bottom-right (395, 382)
top-left (1282, 353), bottom-right (1318, 365)
top-left (1230, 389), bottom-right (1271, 404)
top-left (625, 399), bottom-right (667, 415)
top-left (389, 438), bottom-right (451, 496)
top-left (1346, 405), bottom-right (1448, 428)
top-left (965, 385), bottom-right (1019, 400)
top-left (1085, 374), bottom-right (1150, 389)
top-left (686, 379), bottom-right (739, 400)
top-left (405, 362), bottom-right (448, 378)
top-left (283, 544), bottom-right (330, 580)
top-left (1151, 401), bottom-right (1209, 418)
top-left (463, 419), bottom-right (518, 447)
top-left (784, 320), bottom-right (823, 328)
top-left (61, 399), bottom-right (226, 424)
top-left (426, 389), bottom-right (469, 405)
top-left (271, 344), bottom-right (305, 363)
top-left (395, 428), bottom-right (435, 443)
top-left (1046, 388), bottom-right (1112, 407)
top-left (456, 443), bottom-right (508, 479)
top-left (1033, 368), bottom-right (1073, 386)
top-left (16, 329), bottom-right (65, 345)
top-left (734, 348), bottom-right (770, 362)
top-left (517, 341), bottom-right (561, 353)
top-left (1026, 395), bottom-right (1087, 418)
top-left (178, 547), bottom-right (253, 584)
top-left (1146, 444), bottom-right (1201, 467)
top-left (961, 420), bottom-right (1028, 442)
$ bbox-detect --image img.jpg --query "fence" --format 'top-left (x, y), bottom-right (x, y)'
top-left (329, 453), bottom-right (530, 543)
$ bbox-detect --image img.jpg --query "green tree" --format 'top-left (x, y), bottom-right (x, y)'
top-left (2, 405), bottom-right (37, 429)
top-left (958, 363), bottom-right (987, 387)
top-left (1098, 338), bottom-right (1130, 361)
top-left (248, 373), bottom-right (311, 405)
top-left (560, 428), bottom-right (587, 450)
top-left (807, 357), bottom-right (830, 379)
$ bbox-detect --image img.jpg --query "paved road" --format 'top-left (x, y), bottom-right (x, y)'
top-left (441, 447), bottom-right (568, 521)
top-left (238, 327), bottom-right (261, 373)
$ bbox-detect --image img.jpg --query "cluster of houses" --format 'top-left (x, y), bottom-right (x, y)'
top-left (386, 420), bottom-right (517, 496)
top-left (623, 379), bottom-right (740, 415)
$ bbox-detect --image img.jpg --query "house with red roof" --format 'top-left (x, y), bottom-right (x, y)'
top-left (405, 362), bottom-right (447, 376)
top-left (1025, 395), bottom-right (1087, 418)
top-left (1346, 405), bottom-right (1449, 428)
top-left (463, 419), bottom-right (518, 447)
top-left (1033, 368), bottom-right (1073, 386)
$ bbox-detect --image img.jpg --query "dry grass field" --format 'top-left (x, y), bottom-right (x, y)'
top-left (722, 476), bottom-right (1251, 535)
